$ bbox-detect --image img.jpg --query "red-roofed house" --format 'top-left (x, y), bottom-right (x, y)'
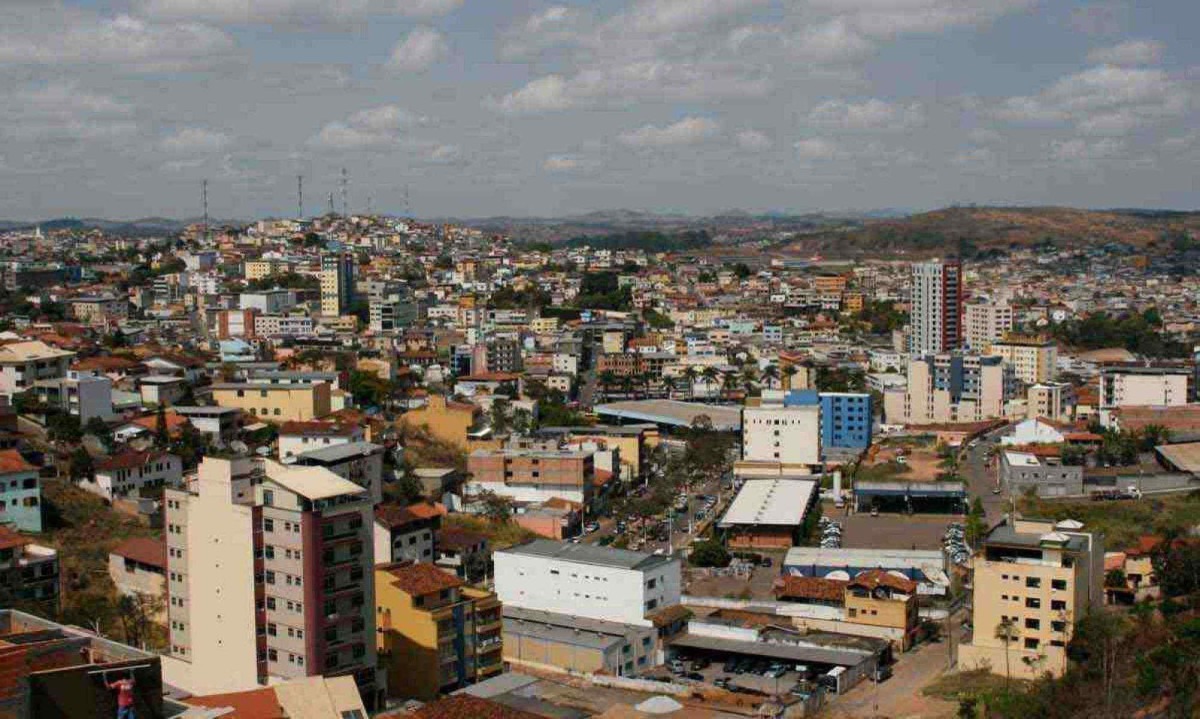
top-left (87, 450), bottom-right (182, 502)
top-left (373, 502), bottom-right (445, 564)
top-left (108, 538), bottom-right (167, 620)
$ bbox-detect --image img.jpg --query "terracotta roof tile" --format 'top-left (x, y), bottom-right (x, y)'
top-left (0, 450), bottom-right (36, 475)
top-left (773, 575), bottom-right (847, 602)
top-left (110, 537), bottom-right (167, 570)
top-left (96, 450), bottom-right (166, 473)
top-left (406, 695), bottom-right (545, 719)
top-left (0, 526), bottom-right (30, 552)
top-left (185, 687), bottom-right (285, 718)
top-left (381, 562), bottom-right (464, 597)
top-left (848, 568), bottom-right (918, 595)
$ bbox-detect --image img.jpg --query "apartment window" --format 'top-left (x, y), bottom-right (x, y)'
top-left (1025, 618), bottom-right (1040, 630)
top-left (1025, 577), bottom-right (1041, 589)
top-left (263, 490), bottom-right (274, 507)
top-left (265, 571), bottom-right (276, 585)
top-left (1051, 579), bottom-right (1067, 591)
top-left (263, 518), bottom-right (274, 532)
top-left (1051, 600), bottom-right (1067, 611)
top-left (266, 597), bottom-right (276, 610)
top-left (1024, 638), bottom-right (1039, 650)
top-left (1026, 597), bottom-right (1041, 609)
top-left (267, 623), bottom-right (277, 636)
top-left (268, 649), bottom-right (278, 662)
top-left (1051, 621), bottom-right (1067, 633)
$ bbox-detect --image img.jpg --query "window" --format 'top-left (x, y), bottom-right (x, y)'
top-left (1051, 621), bottom-right (1066, 632)
top-left (1051, 599), bottom-right (1067, 611)
top-left (263, 490), bottom-right (274, 506)
top-left (1025, 618), bottom-right (1040, 630)
top-left (264, 518), bottom-right (274, 532)
top-left (1024, 638), bottom-right (1039, 650)
top-left (1025, 577), bottom-right (1041, 589)
top-left (1051, 579), bottom-right (1067, 591)
top-left (1026, 597), bottom-right (1041, 609)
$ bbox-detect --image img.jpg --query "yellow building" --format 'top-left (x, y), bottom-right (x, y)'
top-left (210, 382), bottom-right (331, 422)
top-left (399, 395), bottom-right (481, 449)
top-left (989, 335), bottom-right (1057, 385)
top-left (959, 517), bottom-right (1103, 679)
top-left (375, 562), bottom-right (503, 700)
top-left (244, 259), bottom-right (294, 281)
top-left (844, 570), bottom-right (919, 649)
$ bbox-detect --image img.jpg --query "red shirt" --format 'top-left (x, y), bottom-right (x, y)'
top-left (110, 678), bottom-right (135, 707)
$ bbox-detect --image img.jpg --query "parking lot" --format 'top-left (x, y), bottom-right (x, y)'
top-left (651, 655), bottom-right (816, 699)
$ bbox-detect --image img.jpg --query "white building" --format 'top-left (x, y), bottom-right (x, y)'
top-left (494, 540), bottom-right (681, 627)
top-left (254, 314), bottom-right (315, 337)
top-left (277, 421), bottom-right (365, 459)
top-left (89, 450), bottom-right (183, 502)
top-left (239, 290), bottom-right (297, 315)
top-left (1099, 366), bottom-right (1189, 409)
top-left (741, 399), bottom-right (822, 467)
top-left (33, 370), bottom-right (112, 422)
top-left (0, 341), bottom-right (75, 399)
top-left (909, 260), bottom-right (963, 355)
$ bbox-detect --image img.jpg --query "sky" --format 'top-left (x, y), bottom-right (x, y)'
top-left (0, 0), bottom-right (1198, 220)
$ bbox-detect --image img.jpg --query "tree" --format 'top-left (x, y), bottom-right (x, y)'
top-left (490, 397), bottom-right (512, 435)
top-left (478, 490), bottom-right (514, 523)
top-left (995, 617), bottom-right (1019, 690)
top-left (1105, 568), bottom-right (1127, 588)
top-left (84, 417), bottom-right (114, 452)
top-left (965, 497), bottom-right (988, 546)
top-left (69, 447), bottom-right (95, 482)
top-left (118, 592), bottom-right (166, 650)
top-left (761, 364), bottom-right (780, 390)
top-left (689, 540), bottom-right (730, 568)
top-left (154, 403), bottom-right (169, 447)
top-left (47, 412), bottom-right (83, 443)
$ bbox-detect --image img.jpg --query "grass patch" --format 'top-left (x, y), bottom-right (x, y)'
top-left (855, 460), bottom-right (912, 482)
top-left (1019, 490), bottom-right (1200, 549)
top-left (923, 669), bottom-right (1020, 701)
top-left (442, 513), bottom-right (539, 550)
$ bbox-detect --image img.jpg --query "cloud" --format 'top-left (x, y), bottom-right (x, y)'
top-left (611, 0), bottom-right (769, 35)
top-left (500, 6), bottom-right (592, 60)
top-left (995, 64), bottom-right (1189, 135)
top-left (806, 0), bottom-right (1038, 38)
top-left (735, 129), bottom-right (772, 151)
top-left (310, 104), bottom-right (431, 149)
top-left (490, 62), bottom-right (770, 114)
top-left (161, 127), bottom-right (230, 153)
top-left (0, 12), bottom-right (234, 72)
top-left (618, 117), bottom-right (721, 147)
top-left (387, 27), bottom-right (449, 72)
top-left (141, 0), bottom-right (463, 25)
top-left (1086, 39), bottom-right (1163, 66)
top-left (793, 138), bottom-right (839, 160)
top-left (0, 83), bottom-right (138, 143)
top-left (1050, 137), bottom-right (1124, 162)
top-left (808, 98), bottom-right (925, 130)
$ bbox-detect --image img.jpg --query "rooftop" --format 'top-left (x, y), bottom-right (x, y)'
top-left (719, 478), bottom-right (817, 527)
top-left (109, 537), bottom-right (167, 570)
top-left (0, 449), bottom-right (37, 475)
top-left (380, 561), bottom-right (465, 596)
top-left (593, 399), bottom-right (741, 431)
top-left (0, 341), bottom-right (74, 364)
top-left (500, 538), bottom-right (674, 572)
top-left (292, 441), bottom-right (383, 464)
top-left (263, 459), bottom-right (366, 501)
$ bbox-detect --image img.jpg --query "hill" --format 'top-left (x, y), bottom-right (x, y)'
top-left (779, 206), bottom-right (1200, 258)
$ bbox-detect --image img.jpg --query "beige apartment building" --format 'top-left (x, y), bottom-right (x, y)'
top-left (467, 448), bottom-right (595, 507)
top-left (244, 258), bottom-right (295, 281)
top-left (162, 456), bottom-right (381, 706)
top-left (1027, 383), bottom-right (1073, 421)
top-left (988, 335), bottom-right (1057, 385)
top-left (0, 341), bottom-right (75, 398)
top-left (958, 516), bottom-right (1103, 679)
top-left (884, 354), bottom-right (1013, 425)
top-left (211, 382), bottom-right (331, 422)
top-left (1098, 366), bottom-right (1189, 409)
top-left (964, 302), bottom-right (1014, 351)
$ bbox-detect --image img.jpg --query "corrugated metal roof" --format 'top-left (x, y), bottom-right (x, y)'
top-left (719, 478), bottom-right (817, 527)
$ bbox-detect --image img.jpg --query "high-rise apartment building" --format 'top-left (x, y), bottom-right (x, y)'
top-left (320, 251), bottom-right (355, 316)
top-left (742, 391), bottom-right (822, 466)
top-left (964, 302), bottom-right (1013, 351)
top-left (365, 280), bottom-right (417, 333)
top-left (884, 354), bottom-right (1014, 425)
top-left (959, 516), bottom-right (1103, 679)
top-left (163, 456), bottom-right (381, 706)
top-left (989, 335), bottom-right (1058, 385)
top-left (910, 260), bottom-right (963, 355)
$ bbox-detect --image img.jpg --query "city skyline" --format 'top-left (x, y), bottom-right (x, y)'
top-left (1, 1), bottom-right (1198, 220)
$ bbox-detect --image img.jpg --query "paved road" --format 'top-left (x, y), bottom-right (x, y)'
top-left (962, 426), bottom-right (1010, 521)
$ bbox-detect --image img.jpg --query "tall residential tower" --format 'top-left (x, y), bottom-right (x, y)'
top-left (910, 260), bottom-right (963, 355)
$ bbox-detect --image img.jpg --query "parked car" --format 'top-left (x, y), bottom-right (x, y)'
top-left (873, 665), bottom-right (893, 682)
top-left (685, 672), bottom-right (705, 681)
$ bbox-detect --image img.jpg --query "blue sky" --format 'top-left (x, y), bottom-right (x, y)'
top-left (0, 0), bottom-right (1197, 219)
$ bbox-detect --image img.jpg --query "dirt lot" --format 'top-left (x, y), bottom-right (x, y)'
top-left (836, 506), bottom-right (959, 551)
top-left (685, 562), bottom-right (783, 601)
top-left (866, 445), bottom-right (944, 482)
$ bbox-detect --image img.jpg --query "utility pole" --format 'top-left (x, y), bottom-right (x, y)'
top-left (340, 167), bottom-right (348, 217)
top-left (327, 192), bottom-right (335, 217)
top-left (297, 175), bottom-right (303, 220)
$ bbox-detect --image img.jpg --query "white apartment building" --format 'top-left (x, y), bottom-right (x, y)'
top-left (240, 290), bottom-right (297, 315)
top-left (909, 260), bottom-right (963, 355)
top-left (277, 422), bottom-right (365, 459)
top-left (742, 400), bottom-right (822, 467)
top-left (162, 456), bottom-right (381, 705)
top-left (1099, 366), bottom-right (1189, 409)
top-left (33, 369), bottom-right (112, 422)
top-left (989, 336), bottom-right (1057, 385)
top-left (88, 450), bottom-right (183, 502)
top-left (964, 302), bottom-right (1014, 351)
top-left (254, 314), bottom-right (315, 337)
top-left (494, 540), bottom-right (681, 627)
top-left (884, 354), bottom-right (1014, 425)
top-left (0, 341), bottom-right (75, 398)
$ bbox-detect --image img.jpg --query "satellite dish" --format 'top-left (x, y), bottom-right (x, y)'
top-left (825, 570), bottom-right (850, 581)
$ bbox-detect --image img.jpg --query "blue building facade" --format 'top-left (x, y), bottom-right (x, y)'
top-left (0, 460), bottom-right (43, 533)
top-left (781, 390), bottom-right (872, 451)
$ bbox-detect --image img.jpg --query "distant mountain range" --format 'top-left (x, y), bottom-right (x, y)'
top-left (0, 216), bottom-right (221, 237)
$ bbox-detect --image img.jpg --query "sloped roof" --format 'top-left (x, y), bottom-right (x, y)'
top-left (110, 537), bottom-right (166, 569)
top-left (381, 561), bottom-right (464, 597)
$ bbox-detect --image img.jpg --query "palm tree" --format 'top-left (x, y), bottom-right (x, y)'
top-left (598, 370), bottom-right (617, 401)
top-left (782, 363), bottom-right (799, 390)
top-left (682, 366), bottom-right (699, 399)
top-left (740, 365), bottom-right (759, 395)
top-left (995, 617), bottom-right (1018, 690)
top-left (721, 372), bottom-right (740, 400)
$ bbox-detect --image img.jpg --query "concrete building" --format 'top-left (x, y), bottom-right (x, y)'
top-left (366, 281), bottom-right (417, 333)
top-left (884, 354), bottom-right (1014, 425)
top-left (1099, 365), bottom-right (1189, 409)
top-left (963, 302), bottom-right (1013, 351)
top-left (909, 260), bottom-right (963, 355)
top-left (820, 392), bottom-right (874, 451)
top-left (109, 537), bottom-right (167, 617)
top-left (1000, 451), bottom-right (1084, 497)
top-left (174, 405), bottom-right (242, 446)
top-left (989, 335), bottom-right (1057, 385)
top-left (373, 502), bottom-right (444, 564)
top-left (321, 251), bottom-right (355, 316)
top-left (494, 540), bottom-right (681, 628)
top-left (718, 477), bottom-right (819, 549)
top-left (467, 448), bottom-right (595, 507)
top-left (291, 441), bottom-right (385, 505)
top-left (0, 341), bottom-right (74, 399)
top-left (374, 562), bottom-right (503, 700)
top-left (0, 526), bottom-right (58, 610)
top-left (399, 395), bottom-right (483, 449)
top-left (278, 420), bottom-right (365, 459)
top-left (502, 605), bottom-right (661, 678)
top-left (0, 449), bottom-right (42, 533)
top-left (88, 450), bottom-right (183, 502)
top-left (163, 456), bottom-right (381, 706)
top-left (742, 393), bottom-right (821, 466)
top-left (211, 381), bottom-right (332, 423)
top-left (139, 375), bottom-right (188, 407)
top-left (33, 369), bottom-right (113, 422)
top-left (254, 313), bottom-right (316, 337)
top-left (958, 517), bottom-right (1103, 679)
top-left (240, 289), bottom-right (297, 315)
top-left (1027, 383), bottom-right (1073, 421)
top-left (68, 295), bottom-right (128, 325)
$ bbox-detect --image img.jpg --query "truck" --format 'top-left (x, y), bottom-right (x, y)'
top-left (1091, 486), bottom-right (1143, 501)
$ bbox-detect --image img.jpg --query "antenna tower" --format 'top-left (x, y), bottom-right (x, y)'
top-left (297, 175), bottom-right (304, 220)
top-left (201, 179), bottom-right (209, 242)
top-left (340, 168), bottom-right (348, 217)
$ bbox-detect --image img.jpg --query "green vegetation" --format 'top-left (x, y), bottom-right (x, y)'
top-left (244, 272), bottom-right (319, 291)
top-left (488, 284), bottom-right (552, 309)
top-left (442, 513), bottom-right (538, 550)
top-left (564, 230), bottom-right (711, 253)
top-left (1019, 491), bottom-right (1200, 550)
top-left (854, 300), bottom-right (909, 334)
top-left (643, 308), bottom-right (675, 329)
top-left (814, 366), bottom-right (866, 392)
top-left (574, 271), bottom-right (632, 311)
top-left (689, 540), bottom-right (731, 568)
top-left (1050, 309), bottom-right (1189, 358)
